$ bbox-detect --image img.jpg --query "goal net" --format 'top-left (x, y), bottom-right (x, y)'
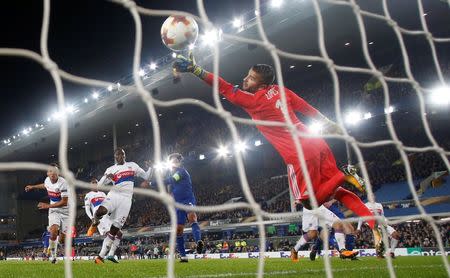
top-left (0, 0), bottom-right (449, 278)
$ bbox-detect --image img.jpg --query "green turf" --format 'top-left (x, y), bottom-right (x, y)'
top-left (0, 257), bottom-right (448, 278)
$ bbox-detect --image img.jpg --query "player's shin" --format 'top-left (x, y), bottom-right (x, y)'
top-left (177, 236), bottom-right (186, 257)
top-left (390, 237), bottom-right (398, 254)
top-left (48, 239), bottom-right (58, 259)
top-left (99, 232), bottom-right (114, 258)
top-left (345, 234), bottom-right (356, 251)
top-left (294, 234), bottom-right (309, 252)
top-left (334, 231), bottom-right (346, 251)
top-left (191, 222), bottom-right (201, 242)
top-left (108, 234), bottom-right (122, 257)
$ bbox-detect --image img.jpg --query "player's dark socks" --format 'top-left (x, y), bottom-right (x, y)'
top-left (334, 187), bottom-right (375, 229)
top-left (177, 236), bottom-right (187, 258)
top-left (345, 234), bottom-right (356, 251)
top-left (191, 222), bottom-right (201, 242)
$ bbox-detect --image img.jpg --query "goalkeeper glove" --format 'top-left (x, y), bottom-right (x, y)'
top-left (323, 118), bottom-right (344, 135)
top-left (173, 52), bottom-right (204, 77)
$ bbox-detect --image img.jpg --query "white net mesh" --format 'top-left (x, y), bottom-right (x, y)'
top-left (0, 0), bottom-right (449, 277)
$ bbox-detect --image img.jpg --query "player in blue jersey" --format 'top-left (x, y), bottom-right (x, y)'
top-left (152, 153), bottom-right (203, 262)
top-left (41, 229), bottom-right (50, 260)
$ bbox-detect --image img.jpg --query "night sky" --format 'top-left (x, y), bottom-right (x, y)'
top-left (0, 0), bottom-right (448, 140)
top-left (0, 0), bottom-right (256, 139)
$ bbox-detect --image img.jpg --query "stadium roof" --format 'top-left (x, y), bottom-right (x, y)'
top-left (1, 0), bottom-right (448, 160)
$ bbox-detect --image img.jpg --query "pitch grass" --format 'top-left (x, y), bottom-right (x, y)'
top-left (0, 256), bottom-right (448, 278)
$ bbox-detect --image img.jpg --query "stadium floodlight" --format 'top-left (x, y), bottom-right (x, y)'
top-left (66, 105), bottom-right (75, 114)
top-left (84, 98), bottom-right (88, 103)
top-left (345, 110), bottom-right (362, 125)
top-left (308, 122), bottom-right (323, 134)
top-left (92, 92), bottom-right (99, 99)
top-left (138, 68), bottom-right (146, 77)
top-left (235, 141), bottom-right (247, 152)
top-left (199, 154), bottom-right (205, 160)
top-left (232, 18), bottom-right (243, 29)
top-left (149, 63), bottom-right (157, 70)
top-left (22, 129), bottom-right (29, 135)
top-left (345, 42), bottom-right (351, 46)
top-left (307, 64), bottom-right (312, 68)
top-left (107, 85), bottom-right (113, 92)
top-left (369, 41), bottom-right (374, 45)
top-left (201, 28), bottom-right (223, 46)
top-left (52, 111), bottom-right (62, 120)
top-left (384, 106), bottom-right (395, 114)
top-left (254, 10), bottom-right (260, 16)
top-left (290, 65), bottom-right (295, 69)
top-left (363, 112), bottom-right (372, 120)
top-left (270, 0), bottom-right (284, 8)
top-left (217, 145), bottom-right (229, 157)
top-left (430, 86), bottom-right (450, 106)
top-left (188, 43), bottom-right (195, 50)
top-left (154, 163), bottom-right (164, 171)
top-left (47, 117), bottom-right (51, 122)
top-left (35, 123), bottom-right (39, 128)
top-left (172, 52), bottom-right (177, 58)
top-left (254, 140), bottom-right (262, 147)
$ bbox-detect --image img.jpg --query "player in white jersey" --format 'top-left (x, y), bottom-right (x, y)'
top-left (25, 164), bottom-right (70, 264)
top-left (84, 178), bottom-right (112, 236)
top-left (291, 205), bottom-right (358, 262)
top-left (357, 201), bottom-right (400, 258)
top-left (89, 148), bottom-right (153, 264)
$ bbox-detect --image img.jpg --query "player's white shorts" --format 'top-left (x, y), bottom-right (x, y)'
top-left (97, 216), bottom-right (113, 236)
top-left (302, 206), bottom-right (340, 232)
top-left (380, 224), bottom-right (396, 236)
top-left (48, 210), bottom-right (69, 234)
top-left (100, 191), bottom-right (132, 229)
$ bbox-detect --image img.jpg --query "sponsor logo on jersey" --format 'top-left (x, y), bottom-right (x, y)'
top-left (48, 190), bottom-right (61, 202)
top-left (113, 170), bottom-right (135, 184)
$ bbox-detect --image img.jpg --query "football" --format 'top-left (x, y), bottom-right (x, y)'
top-left (161, 15), bottom-right (199, 51)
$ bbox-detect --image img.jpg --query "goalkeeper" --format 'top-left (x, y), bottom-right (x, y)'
top-left (173, 53), bottom-right (383, 255)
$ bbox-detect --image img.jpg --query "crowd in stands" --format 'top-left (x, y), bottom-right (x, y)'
top-left (5, 220), bottom-right (449, 259)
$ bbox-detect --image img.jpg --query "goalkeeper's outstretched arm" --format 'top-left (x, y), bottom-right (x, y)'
top-left (173, 52), bottom-right (254, 108)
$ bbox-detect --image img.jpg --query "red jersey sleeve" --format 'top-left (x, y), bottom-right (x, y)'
top-left (288, 89), bottom-right (319, 117)
top-left (203, 72), bottom-right (255, 108)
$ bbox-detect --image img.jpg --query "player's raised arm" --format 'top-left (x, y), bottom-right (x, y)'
top-left (288, 89), bottom-right (343, 134)
top-left (84, 195), bottom-right (93, 219)
top-left (97, 171), bottom-right (113, 186)
top-left (173, 53), bottom-right (255, 108)
top-left (24, 183), bottom-right (45, 192)
top-left (133, 161), bottom-right (153, 181)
